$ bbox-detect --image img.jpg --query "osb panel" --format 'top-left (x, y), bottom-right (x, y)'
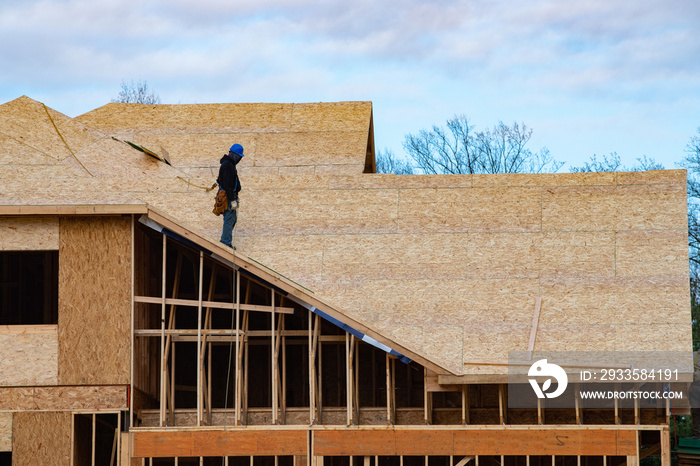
top-left (289, 102), bottom-right (372, 132)
top-left (58, 216), bottom-right (131, 385)
top-left (0, 216), bottom-right (58, 250)
top-left (12, 411), bottom-right (70, 466)
top-left (422, 326), bottom-right (464, 374)
top-left (615, 229), bottom-right (689, 277)
top-left (541, 185), bottom-right (619, 231)
top-left (238, 188), bottom-right (399, 236)
top-left (471, 171), bottom-right (617, 188)
top-left (242, 174), bottom-right (331, 191)
top-left (539, 231), bottom-right (615, 278)
top-left (540, 276), bottom-right (689, 326)
top-left (467, 232), bottom-right (541, 279)
top-left (167, 102), bottom-right (294, 132)
top-left (234, 235), bottom-right (325, 287)
top-left (614, 323), bottom-right (692, 352)
top-left (0, 133), bottom-right (55, 165)
top-left (277, 165), bottom-right (317, 175)
top-left (76, 102), bottom-right (296, 133)
top-left (617, 169), bottom-right (687, 185)
top-left (0, 165), bottom-right (142, 207)
top-left (0, 97), bottom-right (102, 162)
top-left (253, 131), bottom-right (368, 167)
top-left (463, 323), bottom-right (530, 362)
top-left (72, 137), bottom-right (177, 178)
top-left (351, 278), bottom-right (539, 326)
top-left (0, 412), bottom-right (10, 451)
top-left (103, 176), bottom-right (196, 195)
top-left (0, 97), bottom-right (72, 162)
top-left (321, 233), bottom-right (470, 281)
top-left (328, 174), bottom-right (474, 190)
top-left (542, 183), bottom-right (687, 232)
top-left (398, 187), bottom-right (542, 234)
top-left (132, 132), bottom-right (258, 169)
top-left (0, 385), bottom-right (127, 411)
top-left (314, 164), bottom-right (369, 175)
top-left (535, 324), bottom-right (617, 352)
top-left (0, 331), bottom-right (57, 386)
top-left (616, 183), bottom-right (688, 231)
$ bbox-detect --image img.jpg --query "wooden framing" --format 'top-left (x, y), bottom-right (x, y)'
top-left (70, 411), bottom-right (122, 466)
top-left (0, 204), bottom-right (148, 216)
top-left (132, 429), bottom-right (308, 458)
top-left (130, 425), bottom-right (661, 460)
top-left (133, 296), bottom-right (295, 314)
top-left (126, 212), bottom-right (676, 466)
top-left (312, 428), bottom-right (638, 456)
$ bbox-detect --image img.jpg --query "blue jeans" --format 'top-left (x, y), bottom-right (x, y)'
top-left (220, 201), bottom-right (237, 246)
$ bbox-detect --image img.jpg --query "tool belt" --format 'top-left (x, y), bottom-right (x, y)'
top-left (212, 189), bottom-right (228, 216)
top-left (213, 189), bottom-right (239, 216)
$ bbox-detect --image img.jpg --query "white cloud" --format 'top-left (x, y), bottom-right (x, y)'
top-left (1, 0), bottom-right (699, 169)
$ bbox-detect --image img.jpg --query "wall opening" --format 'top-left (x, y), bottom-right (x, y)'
top-left (0, 251), bottom-right (58, 325)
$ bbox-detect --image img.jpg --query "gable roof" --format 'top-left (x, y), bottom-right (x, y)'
top-left (76, 101), bottom-right (376, 175)
top-left (0, 95), bottom-right (692, 377)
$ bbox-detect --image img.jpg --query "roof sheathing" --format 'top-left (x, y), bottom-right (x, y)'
top-left (76, 101), bottom-right (373, 175)
top-left (0, 96), bottom-right (692, 378)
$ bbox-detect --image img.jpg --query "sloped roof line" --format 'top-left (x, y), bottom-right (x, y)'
top-left (143, 207), bottom-right (450, 375)
top-left (41, 102), bottom-right (94, 176)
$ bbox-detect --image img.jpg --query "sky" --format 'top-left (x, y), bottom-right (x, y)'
top-left (1, 0), bottom-right (699, 171)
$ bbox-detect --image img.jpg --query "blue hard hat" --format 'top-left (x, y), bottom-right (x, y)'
top-left (230, 144), bottom-right (245, 157)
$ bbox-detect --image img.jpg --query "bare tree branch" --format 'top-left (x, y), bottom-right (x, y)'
top-left (111, 80), bottom-right (161, 104)
top-left (402, 115), bottom-right (561, 175)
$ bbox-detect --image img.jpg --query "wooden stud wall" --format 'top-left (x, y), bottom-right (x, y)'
top-left (58, 216), bottom-right (132, 385)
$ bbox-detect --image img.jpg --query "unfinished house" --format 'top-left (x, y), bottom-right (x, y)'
top-left (0, 96), bottom-right (692, 466)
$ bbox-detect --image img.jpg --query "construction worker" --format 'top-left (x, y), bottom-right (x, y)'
top-left (217, 143), bottom-right (244, 248)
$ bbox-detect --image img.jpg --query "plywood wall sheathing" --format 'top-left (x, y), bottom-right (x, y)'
top-left (0, 328), bottom-right (58, 386)
top-left (0, 412), bottom-right (11, 451)
top-left (58, 216), bottom-right (131, 384)
top-left (12, 411), bottom-right (70, 465)
top-left (0, 216), bottom-right (58, 250)
top-left (0, 385), bottom-right (127, 411)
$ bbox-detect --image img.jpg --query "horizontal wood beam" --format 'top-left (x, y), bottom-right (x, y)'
top-left (0, 385), bottom-right (128, 411)
top-left (313, 429), bottom-right (638, 456)
top-left (0, 324), bottom-right (57, 335)
top-left (132, 429), bottom-right (308, 458)
top-left (0, 204), bottom-right (148, 215)
top-left (134, 296), bottom-right (295, 314)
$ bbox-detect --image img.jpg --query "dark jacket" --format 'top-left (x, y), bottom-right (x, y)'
top-left (217, 152), bottom-right (242, 202)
